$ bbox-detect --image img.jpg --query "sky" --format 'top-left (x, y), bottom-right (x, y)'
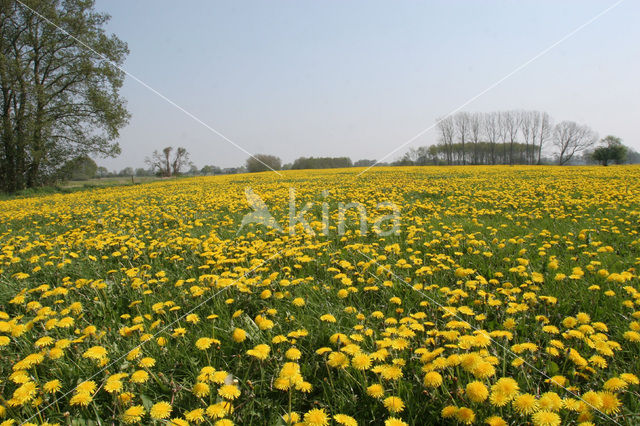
top-left (93, 0), bottom-right (640, 171)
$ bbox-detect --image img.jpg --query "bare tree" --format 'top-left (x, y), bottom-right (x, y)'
top-left (520, 111), bottom-right (534, 164)
top-left (483, 112), bottom-right (499, 164)
top-left (454, 112), bottom-right (471, 165)
top-left (498, 111), bottom-right (510, 164)
top-left (436, 116), bottom-right (455, 165)
top-left (469, 113), bottom-right (482, 165)
top-left (503, 111), bottom-right (522, 165)
top-left (171, 147), bottom-right (191, 176)
top-left (553, 121), bottom-right (597, 165)
top-left (146, 146), bottom-right (191, 177)
top-left (537, 112), bottom-right (553, 165)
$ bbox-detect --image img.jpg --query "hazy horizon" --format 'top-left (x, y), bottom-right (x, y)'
top-left (94, 0), bottom-right (640, 171)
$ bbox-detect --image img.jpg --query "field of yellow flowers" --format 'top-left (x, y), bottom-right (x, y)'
top-left (1, 165), bottom-right (640, 425)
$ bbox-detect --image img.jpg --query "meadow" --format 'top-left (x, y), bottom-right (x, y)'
top-left (0, 166), bottom-right (639, 425)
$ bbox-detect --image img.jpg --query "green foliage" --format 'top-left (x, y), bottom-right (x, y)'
top-left (246, 154), bottom-right (282, 173)
top-left (0, 0), bottom-right (129, 192)
top-left (291, 157), bottom-right (353, 170)
top-left (591, 136), bottom-right (627, 166)
top-left (61, 155), bottom-right (98, 181)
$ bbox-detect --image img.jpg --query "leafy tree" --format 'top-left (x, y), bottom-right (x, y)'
top-left (354, 159), bottom-right (375, 167)
top-left (96, 166), bottom-right (109, 177)
top-left (58, 154), bottom-right (97, 180)
top-left (134, 167), bottom-right (153, 177)
top-left (246, 154), bottom-right (281, 173)
top-left (291, 156), bottom-right (352, 169)
top-left (118, 166), bottom-right (133, 176)
top-left (0, 0), bottom-right (129, 192)
top-left (591, 135), bottom-right (627, 166)
top-left (200, 165), bottom-right (221, 175)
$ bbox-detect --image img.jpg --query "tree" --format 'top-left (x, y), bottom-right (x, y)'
top-left (553, 121), bottom-right (597, 165)
top-left (59, 154), bottom-right (96, 180)
top-left (436, 116), bottom-right (455, 165)
top-left (0, 0), bottom-right (129, 192)
top-left (535, 112), bottom-right (553, 165)
top-left (145, 146), bottom-right (191, 177)
top-left (504, 111), bottom-right (521, 165)
top-left (200, 165), bottom-right (221, 175)
top-left (591, 135), bottom-right (627, 166)
top-left (483, 112), bottom-right (500, 164)
top-left (291, 156), bottom-right (352, 169)
top-left (135, 167), bottom-right (153, 177)
top-left (469, 112), bottom-right (482, 164)
top-left (245, 154), bottom-right (281, 173)
top-left (454, 112), bottom-right (470, 165)
top-left (96, 166), bottom-right (108, 177)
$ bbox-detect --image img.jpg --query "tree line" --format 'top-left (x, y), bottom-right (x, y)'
top-left (402, 110), bottom-right (601, 166)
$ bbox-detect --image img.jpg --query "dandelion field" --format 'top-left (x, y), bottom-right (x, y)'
top-left (1, 166), bottom-right (640, 426)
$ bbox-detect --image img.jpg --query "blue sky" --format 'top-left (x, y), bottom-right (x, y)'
top-left (94, 0), bottom-right (640, 170)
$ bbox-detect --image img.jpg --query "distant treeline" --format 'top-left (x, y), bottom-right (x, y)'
top-left (291, 156), bottom-right (352, 170)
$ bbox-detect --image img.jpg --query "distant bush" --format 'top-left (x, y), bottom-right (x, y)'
top-left (246, 154), bottom-right (282, 173)
top-left (291, 156), bottom-right (353, 170)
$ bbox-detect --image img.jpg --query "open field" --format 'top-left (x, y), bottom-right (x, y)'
top-left (59, 176), bottom-right (167, 189)
top-left (1, 166), bottom-right (639, 425)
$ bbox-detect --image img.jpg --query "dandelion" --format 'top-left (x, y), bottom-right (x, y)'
top-left (423, 371), bottom-right (443, 388)
top-left (531, 411), bottom-right (561, 426)
top-left (196, 337), bottom-right (214, 350)
top-left (130, 370), bottom-right (149, 384)
top-left (334, 414), bottom-right (357, 426)
top-left (383, 396), bottom-right (405, 413)
top-left (232, 328), bottom-right (247, 343)
top-left (484, 416), bottom-right (507, 426)
top-left (185, 408), bottom-right (206, 423)
top-left (513, 393), bottom-right (539, 415)
top-left (43, 380), bottom-right (61, 394)
top-left (150, 402), bottom-right (172, 419)
top-left (385, 418), bottom-right (408, 426)
top-left (599, 392), bottom-right (621, 414)
top-left (218, 384), bottom-right (241, 400)
top-left (603, 377), bottom-right (628, 392)
top-left (455, 407), bottom-right (475, 425)
top-left (122, 405), bottom-right (145, 423)
top-left (246, 344), bottom-right (270, 360)
top-left (539, 392), bottom-right (562, 412)
top-left (352, 353), bottom-right (372, 370)
top-left (441, 406), bottom-right (458, 418)
top-left (304, 408), bottom-right (329, 426)
top-left (367, 384), bottom-right (384, 398)
top-left (285, 347), bottom-right (302, 360)
top-left (193, 382), bottom-right (210, 397)
top-left (465, 381), bottom-right (489, 403)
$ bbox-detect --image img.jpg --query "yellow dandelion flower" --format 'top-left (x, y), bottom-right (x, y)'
top-left (218, 384), bottom-right (241, 400)
top-left (423, 371), bottom-right (443, 388)
top-left (304, 408), bottom-right (329, 426)
top-left (43, 380), bottom-right (61, 394)
top-left (513, 393), bottom-right (539, 415)
top-left (122, 405), bottom-right (145, 423)
top-left (598, 392), bottom-right (621, 414)
top-left (384, 418), bottom-right (408, 426)
top-left (366, 384), bottom-right (384, 398)
top-left (383, 396), bottom-right (405, 413)
top-left (150, 402), bottom-right (172, 420)
top-left (531, 410), bottom-right (561, 426)
top-left (334, 414), bottom-right (357, 426)
top-left (465, 381), bottom-right (489, 403)
top-left (232, 328), bottom-right (247, 343)
top-left (455, 407), bottom-right (475, 425)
